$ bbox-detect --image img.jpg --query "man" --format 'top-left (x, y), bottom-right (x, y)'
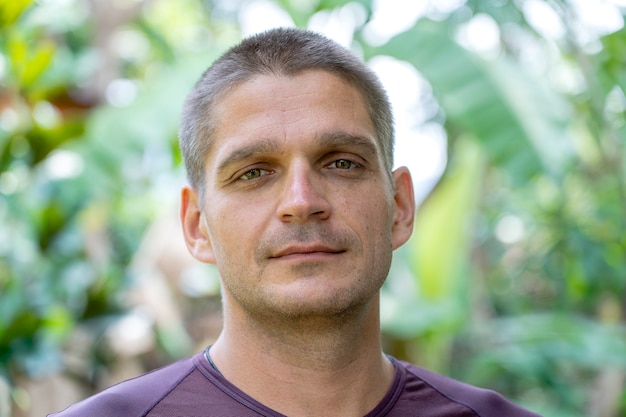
top-left (50, 27), bottom-right (541, 417)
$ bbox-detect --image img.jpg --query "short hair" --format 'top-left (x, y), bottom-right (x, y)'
top-left (179, 27), bottom-right (394, 194)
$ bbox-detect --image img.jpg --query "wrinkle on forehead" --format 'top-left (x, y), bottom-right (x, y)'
top-left (207, 70), bottom-right (380, 175)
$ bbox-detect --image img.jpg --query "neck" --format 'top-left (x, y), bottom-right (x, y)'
top-left (209, 295), bottom-right (394, 417)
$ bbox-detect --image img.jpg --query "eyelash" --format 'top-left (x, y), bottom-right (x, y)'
top-left (239, 168), bottom-right (271, 181)
top-left (327, 159), bottom-right (358, 170)
top-left (236, 157), bottom-right (361, 182)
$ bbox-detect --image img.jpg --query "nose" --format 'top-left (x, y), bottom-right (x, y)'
top-left (276, 161), bottom-right (331, 222)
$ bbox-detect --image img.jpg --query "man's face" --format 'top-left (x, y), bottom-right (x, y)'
top-left (181, 70), bottom-right (414, 319)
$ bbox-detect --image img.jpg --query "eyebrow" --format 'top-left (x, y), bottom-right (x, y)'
top-left (215, 139), bottom-right (281, 176)
top-left (315, 131), bottom-right (380, 158)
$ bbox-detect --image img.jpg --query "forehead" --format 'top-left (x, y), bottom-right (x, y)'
top-left (212, 70), bottom-right (372, 124)
top-left (206, 70), bottom-right (380, 165)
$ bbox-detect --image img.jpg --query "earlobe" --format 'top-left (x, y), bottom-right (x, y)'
top-left (390, 167), bottom-right (416, 250)
top-left (180, 186), bottom-right (216, 264)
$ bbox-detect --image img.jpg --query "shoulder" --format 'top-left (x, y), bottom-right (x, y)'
top-left (397, 360), bottom-right (542, 417)
top-left (47, 355), bottom-right (197, 417)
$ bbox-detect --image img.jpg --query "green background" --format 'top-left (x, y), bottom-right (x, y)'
top-left (1, 0), bottom-right (625, 416)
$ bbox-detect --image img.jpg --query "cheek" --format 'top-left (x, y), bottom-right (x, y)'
top-left (205, 203), bottom-right (268, 260)
top-left (347, 196), bottom-right (394, 244)
top-left (357, 188), bottom-right (394, 221)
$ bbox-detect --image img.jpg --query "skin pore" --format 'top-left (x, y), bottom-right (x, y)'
top-left (181, 70), bottom-right (415, 417)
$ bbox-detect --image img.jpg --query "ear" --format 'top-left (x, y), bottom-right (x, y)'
top-left (390, 166), bottom-right (415, 250)
top-left (180, 186), bottom-right (216, 264)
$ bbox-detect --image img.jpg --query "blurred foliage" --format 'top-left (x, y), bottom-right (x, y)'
top-left (376, 2), bottom-right (626, 416)
top-left (1, 0), bottom-right (625, 416)
top-left (0, 0), bottom-right (228, 409)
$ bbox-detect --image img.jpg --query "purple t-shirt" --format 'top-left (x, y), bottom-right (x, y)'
top-left (48, 350), bottom-right (541, 416)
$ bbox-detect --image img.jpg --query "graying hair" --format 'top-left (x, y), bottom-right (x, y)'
top-left (179, 27), bottom-right (394, 194)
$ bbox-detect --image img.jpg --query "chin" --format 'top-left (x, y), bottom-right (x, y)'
top-left (224, 274), bottom-right (385, 322)
top-left (262, 284), bottom-right (376, 320)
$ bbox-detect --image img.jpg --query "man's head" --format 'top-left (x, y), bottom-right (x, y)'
top-left (179, 28), bottom-right (415, 321)
top-left (179, 27), bottom-right (394, 195)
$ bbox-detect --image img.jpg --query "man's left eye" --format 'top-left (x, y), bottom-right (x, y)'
top-left (329, 159), bottom-right (356, 170)
top-left (240, 168), bottom-right (269, 180)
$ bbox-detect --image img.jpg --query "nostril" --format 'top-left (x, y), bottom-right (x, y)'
top-left (277, 196), bottom-right (331, 222)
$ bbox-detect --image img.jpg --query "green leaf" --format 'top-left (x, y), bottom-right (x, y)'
top-left (372, 19), bottom-right (573, 184)
top-left (410, 138), bottom-right (483, 300)
top-left (6, 33), bottom-right (56, 88)
top-left (41, 304), bottom-right (74, 342)
top-left (0, 0), bottom-right (34, 29)
top-left (21, 40), bottom-right (56, 87)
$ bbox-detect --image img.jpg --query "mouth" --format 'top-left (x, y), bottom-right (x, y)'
top-left (270, 245), bottom-right (346, 260)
